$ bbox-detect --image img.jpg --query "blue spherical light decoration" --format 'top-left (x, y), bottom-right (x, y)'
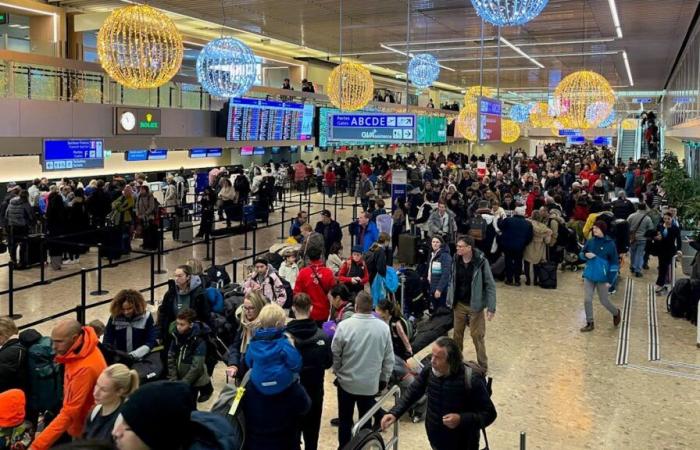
top-left (509, 103), bottom-right (531, 123)
top-left (196, 37), bottom-right (257, 98)
top-left (598, 110), bottom-right (616, 128)
top-left (470, 0), bottom-right (549, 27)
top-left (408, 54), bottom-right (440, 89)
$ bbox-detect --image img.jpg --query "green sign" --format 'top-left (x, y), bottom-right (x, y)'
top-left (139, 112), bottom-right (160, 130)
top-left (115, 108), bottom-right (161, 135)
top-left (0, 13), bottom-right (8, 25)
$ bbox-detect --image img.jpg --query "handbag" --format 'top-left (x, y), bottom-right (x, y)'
top-left (583, 256), bottom-right (609, 283)
top-left (629, 213), bottom-right (648, 244)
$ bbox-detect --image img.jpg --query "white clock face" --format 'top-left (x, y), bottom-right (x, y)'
top-left (120, 111), bottom-right (136, 131)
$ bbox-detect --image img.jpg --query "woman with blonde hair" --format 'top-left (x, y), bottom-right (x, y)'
top-left (225, 290), bottom-right (268, 382)
top-left (83, 363), bottom-right (139, 442)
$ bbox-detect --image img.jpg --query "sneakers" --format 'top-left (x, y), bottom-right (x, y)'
top-left (580, 322), bottom-right (595, 332)
top-left (634, 271), bottom-right (643, 278)
top-left (613, 309), bottom-right (621, 327)
top-left (654, 285), bottom-right (667, 295)
top-left (608, 289), bottom-right (617, 295)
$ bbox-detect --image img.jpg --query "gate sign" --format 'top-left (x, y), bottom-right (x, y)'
top-left (328, 113), bottom-right (416, 143)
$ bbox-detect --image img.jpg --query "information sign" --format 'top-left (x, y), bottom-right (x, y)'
top-left (43, 139), bottom-right (104, 171)
top-left (477, 97), bottom-right (501, 142)
top-left (328, 113), bottom-right (416, 143)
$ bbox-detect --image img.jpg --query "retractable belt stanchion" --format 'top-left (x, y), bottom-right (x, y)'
top-left (78, 268), bottom-right (87, 324)
top-left (520, 432), bottom-right (526, 450)
top-left (39, 236), bottom-right (47, 285)
top-left (211, 236), bottom-right (217, 266)
top-left (3, 262), bottom-right (22, 319)
top-left (203, 233), bottom-right (211, 261)
top-left (252, 225), bottom-right (257, 256)
top-left (149, 253), bottom-right (156, 305)
top-left (155, 220), bottom-right (167, 274)
top-left (90, 244), bottom-right (109, 296)
top-left (279, 206), bottom-right (286, 240)
top-left (232, 260), bottom-right (238, 284)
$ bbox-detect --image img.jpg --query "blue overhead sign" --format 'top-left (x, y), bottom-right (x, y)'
top-left (125, 149), bottom-right (168, 161)
top-left (189, 148), bottom-right (222, 158)
top-left (558, 129), bottom-right (581, 136)
top-left (674, 97), bottom-right (693, 104)
top-left (328, 113), bottom-right (416, 143)
top-left (633, 97), bottom-right (653, 104)
top-left (43, 139), bottom-right (104, 171)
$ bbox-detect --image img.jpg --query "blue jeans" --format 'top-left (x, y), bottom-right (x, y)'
top-left (630, 240), bottom-right (646, 273)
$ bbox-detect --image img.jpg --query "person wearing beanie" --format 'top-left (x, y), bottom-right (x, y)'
top-left (579, 221), bottom-right (621, 332)
top-left (31, 320), bottom-right (107, 450)
top-left (0, 389), bottom-right (34, 449)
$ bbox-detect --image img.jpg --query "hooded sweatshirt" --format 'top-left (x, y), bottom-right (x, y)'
top-left (0, 389), bottom-right (33, 450)
top-left (31, 327), bottom-right (107, 450)
top-left (245, 328), bottom-right (302, 396)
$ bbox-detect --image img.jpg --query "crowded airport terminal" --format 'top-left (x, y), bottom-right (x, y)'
top-left (0, 0), bottom-right (698, 449)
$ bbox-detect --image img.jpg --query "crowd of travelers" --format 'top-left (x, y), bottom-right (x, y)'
top-left (0, 142), bottom-right (684, 450)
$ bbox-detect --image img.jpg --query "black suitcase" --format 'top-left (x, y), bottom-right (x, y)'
top-left (19, 234), bottom-right (45, 268)
top-left (535, 261), bottom-right (558, 289)
top-left (397, 233), bottom-right (418, 265)
top-left (142, 223), bottom-right (159, 251)
top-left (253, 201), bottom-right (269, 224)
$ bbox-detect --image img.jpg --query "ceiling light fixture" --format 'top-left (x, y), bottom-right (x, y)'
top-left (622, 51), bottom-right (634, 87)
top-left (461, 66), bottom-right (542, 72)
top-left (499, 37), bottom-right (544, 68)
top-left (608, 0), bottom-right (623, 38)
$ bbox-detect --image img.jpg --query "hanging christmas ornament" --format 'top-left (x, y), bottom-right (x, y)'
top-left (408, 54), bottom-right (441, 89)
top-left (327, 62), bottom-right (374, 111)
top-left (554, 70), bottom-right (615, 129)
top-left (470, 0), bottom-right (549, 27)
top-left (509, 103), bottom-right (531, 123)
top-left (501, 119), bottom-right (521, 143)
top-left (196, 37), bottom-right (257, 98)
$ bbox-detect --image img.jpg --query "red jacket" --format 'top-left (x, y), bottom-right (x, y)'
top-left (338, 258), bottom-right (369, 286)
top-left (324, 171), bottom-right (336, 187)
top-left (32, 327), bottom-right (106, 450)
top-left (293, 260), bottom-right (336, 321)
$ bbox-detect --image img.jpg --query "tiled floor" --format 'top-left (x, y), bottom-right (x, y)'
top-left (2, 192), bottom-right (698, 449)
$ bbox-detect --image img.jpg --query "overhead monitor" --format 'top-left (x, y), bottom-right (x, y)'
top-left (476, 97), bottom-right (502, 142)
top-left (271, 146), bottom-right (281, 154)
top-left (593, 136), bottom-right (613, 146)
top-left (240, 146), bottom-right (254, 156)
top-left (327, 112), bottom-right (416, 144)
top-left (253, 146), bottom-right (265, 155)
top-left (42, 139), bottom-right (104, 171)
top-left (189, 148), bottom-right (222, 158)
top-left (226, 97), bottom-right (314, 142)
top-left (567, 136), bottom-right (585, 144)
top-left (125, 149), bottom-right (168, 161)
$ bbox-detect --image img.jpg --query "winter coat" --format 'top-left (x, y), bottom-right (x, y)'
top-left (350, 220), bottom-right (379, 253)
top-left (326, 253), bottom-right (343, 274)
top-left (245, 328), bottom-right (302, 396)
top-left (428, 246), bottom-right (453, 294)
top-left (159, 276), bottom-right (211, 345)
top-left (243, 265), bottom-right (288, 307)
top-left (315, 220), bottom-right (343, 256)
top-left (355, 178), bottom-right (374, 199)
top-left (364, 246), bottom-right (388, 283)
top-left (580, 235), bottom-right (619, 284)
top-left (524, 221), bottom-right (551, 264)
top-left (427, 209), bottom-right (458, 243)
top-left (389, 364), bottom-right (497, 450)
top-left (447, 248), bottom-right (497, 313)
top-left (0, 338), bottom-right (26, 393)
top-left (286, 319), bottom-right (332, 395)
top-left (278, 262), bottom-right (299, 289)
top-left (110, 195), bottom-right (134, 225)
top-left (31, 327), bottom-right (107, 450)
top-left (136, 193), bottom-right (158, 221)
top-left (652, 224), bottom-right (682, 259)
top-left (242, 380), bottom-right (310, 450)
top-left (85, 189), bottom-right (111, 226)
top-left (103, 311), bottom-right (158, 354)
top-left (163, 184), bottom-right (178, 211)
top-left (611, 198), bottom-right (635, 220)
top-left (627, 211), bottom-right (655, 242)
top-left (293, 261), bottom-right (336, 322)
top-left (167, 322), bottom-right (210, 388)
top-left (4, 197), bottom-right (33, 228)
top-left (498, 215), bottom-right (533, 253)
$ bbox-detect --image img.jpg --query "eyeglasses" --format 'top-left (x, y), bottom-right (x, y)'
top-left (243, 305), bottom-right (256, 311)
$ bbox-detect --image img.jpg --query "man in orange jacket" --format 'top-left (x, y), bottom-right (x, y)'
top-left (30, 319), bottom-right (106, 450)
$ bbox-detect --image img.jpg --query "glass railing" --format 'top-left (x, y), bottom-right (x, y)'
top-left (663, 19), bottom-right (700, 128)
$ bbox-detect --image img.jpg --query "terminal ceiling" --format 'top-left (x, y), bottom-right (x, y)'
top-left (56, 0), bottom-right (699, 92)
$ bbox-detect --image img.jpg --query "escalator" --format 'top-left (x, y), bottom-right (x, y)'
top-left (617, 125), bottom-right (640, 163)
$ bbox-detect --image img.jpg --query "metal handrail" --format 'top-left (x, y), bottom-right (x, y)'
top-left (350, 385), bottom-right (400, 450)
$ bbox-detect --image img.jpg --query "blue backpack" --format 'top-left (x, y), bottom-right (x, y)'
top-left (205, 287), bottom-right (225, 314)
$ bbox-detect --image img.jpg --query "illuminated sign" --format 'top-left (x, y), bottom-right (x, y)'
top-left (328, 113), bottom-right (416, 143)
top-left (115, 108), bottom-right (161, 135)
top-left (0, 13), bottom-right (8, 25)
top-left (189, 148), bottom-right (222, 158)
top-left (558, 129), bottom-right (581, 136)
top-left (43, 139), bottom-right (104, 171)
top-left (477, 97), bottom-right (502, 142)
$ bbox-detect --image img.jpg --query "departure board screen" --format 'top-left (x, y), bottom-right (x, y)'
top-left (477, 97), bottom-right (502, 142)
top-left (226, 98), bottom-right (314, 142)
top-left (43, 139), bottom-right (104, 171)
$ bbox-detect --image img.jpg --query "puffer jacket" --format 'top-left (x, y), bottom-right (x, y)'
top-left (0, 338), bottom-right (26, 393)
top-left (389, 364), bottom-right (497, 450)
top-left (286, 319), bottom-right (333, 394)
top-left (167, 322), bottom-right (210, 388)
top-left (498, 215), bottom-right (533, 253)
top-left (428, 246), bottom-right (452, 295)
top-left (5, 197), bottom-right (33, 227)
top-left (243, 265), bottom-right (287, 307)
top-left (245, 328), bottom-right (302, 396)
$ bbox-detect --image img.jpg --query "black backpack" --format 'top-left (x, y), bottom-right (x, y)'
top-left (666, 278), bottom-right (700, 324)
top-left (206, 265), bottom-right (231, 288)
top-left (19, 329), bottom-right (63, 421)
top-left (278, 277), bottom-right (294, 309)
top-left (468, 215), bottom-right (488, 241)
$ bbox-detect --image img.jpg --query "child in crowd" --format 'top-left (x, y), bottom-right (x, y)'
top-left (0, 389), bottom-right (34, 450)
top-left (167, 308), bottom-right (213, 404)
top-left (245, 303), bottom-right (302, 395)
top-left (278, 249), bottom-right (299, 289)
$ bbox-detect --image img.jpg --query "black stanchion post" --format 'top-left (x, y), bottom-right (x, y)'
top-left (211, 236), bottom-right (217, 266)
top-left (203, 233), bottom-right (211, 261)
top-left (232, 260), bottom-right (238, 283)
top-left (39, 235), bottom-right (47, 284)
top-left (79, 268), bottom-right (87, 324)
top-left (252, 226), bottom-right (257, 255)
top-left (334, 191), bottom-right (338, 219)
top-left (306, 195), bottom-right (311, 217)
top-left (279, 206), bottom-right (286, 240)
top-left (240, 226), bottom-right (250, 251)
top-left (298, 192), bottom-right (302, 212)
top-left (90, 244), bottom-right (109, 296)
top-left (352, 202), bottom-right (358, 221)
top-left (322, 189), bottom-right (326, 211)
top-left (520, 432), bottom-right (526, 450)
top-left (4, 262), bottom-right (22, 319)
top-left (149, 253), bottom-right (156, 305)
top-left (155, 220), bottom-right (167, 274)
top-left (340, 190), bottom-right (345, 210)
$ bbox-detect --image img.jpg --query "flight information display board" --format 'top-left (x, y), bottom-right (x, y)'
top-left (125, 149), bottom-right (168, 161)
top-left (477, 97), bottom-right (502, 142)
top-left (43, 139), bottom-right (104, 171)
top-left (226, 98), bottom-right (314, 142)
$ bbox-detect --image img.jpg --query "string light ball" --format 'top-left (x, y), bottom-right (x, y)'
top-left (622, 118), bottom-right (637, 130)
top-left (327, 62), bottom-right (374, 111)
top-left (501, 119), bottom-right (521, 143)
top-left (196, 37), bottom-right (257, 98)
top-left (408, 54), bottom-right (441, 89)
top-left (456, 103), bottom-right (478, 141)
top-left (599, 110), bottom-right (616, 128)
top-left (470, 0), bottom-right (550, 27)
top-left (529, 101), bottom-right (555, 128)
top-left (464, 85), bottom-right (494, 105)
top-left (554, 70), bottom-right (615, 129)
top-left (97, 4), bottom-right (184, 89)
top-left (509, 103), bottom-right (531, 123)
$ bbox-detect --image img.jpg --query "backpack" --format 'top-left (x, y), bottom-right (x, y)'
top-left (666, 278), bottom-right (700, 323)
top-left (189, 411), bottom-right (240, 450)
top-left (199, 323), bottom-right (229, 373)
top-left (468, 215), bottom-right (488, 241)
top-left (19, 330), bottom-right (63, 419)
top-left (398, 317), bottom-right (415, 341)
top-left (205, 287), bottom-right (225, 314)
top-left (552, 220), bottom-right (571, 248)
top-left (210, 370), bottom-right (252, 450)
top-left (278, 277), bottom-right (294, 309)
top-left (210, 296), bottom-right (241, 348)
top-left (206, 265), bottom-right (231, 288)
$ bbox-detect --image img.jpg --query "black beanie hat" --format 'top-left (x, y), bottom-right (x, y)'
top-left (120, 381), bottom-right (194, 450)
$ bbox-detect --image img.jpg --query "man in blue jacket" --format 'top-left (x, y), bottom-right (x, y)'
top-left (349, 211), bottom-right (379, 253)
top-left (498, 206), bottom-right (533, 286)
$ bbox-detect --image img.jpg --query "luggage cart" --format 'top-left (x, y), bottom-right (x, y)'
top-left (350, 385), bottom-right (400, 450)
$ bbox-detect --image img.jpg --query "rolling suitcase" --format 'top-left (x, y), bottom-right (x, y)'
top-left (19, 234), bottom-right (45, 268)
top-left (176, 220), bottom-right (193, 243)
top-left (535, 261), bottom-right (558, 289)
top-left (398, 233), bottom-right (418, 265)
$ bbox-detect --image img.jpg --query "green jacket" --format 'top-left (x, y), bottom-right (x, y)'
top-left (167, 323), bottom-right (210, 387)
top-left (446, 248), bottom-right (497, 313)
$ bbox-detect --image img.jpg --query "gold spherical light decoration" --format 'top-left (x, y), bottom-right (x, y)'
top-left (97, 4), bottom-right (184, 89)
top-left (621, 118), bottom-right (637, 130)
top-left (455, 103), bottom-right (478, 142)
top-left (464, 85), bottom-right (494, 105)
top-left (529, 102), bottom-right (555, 128)
top-left (553, 70), bottom-right (615, 129)
top-left (501, 119), bottom-right (520, 144)
top-left (327, 62), bottom-right (374, 111)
